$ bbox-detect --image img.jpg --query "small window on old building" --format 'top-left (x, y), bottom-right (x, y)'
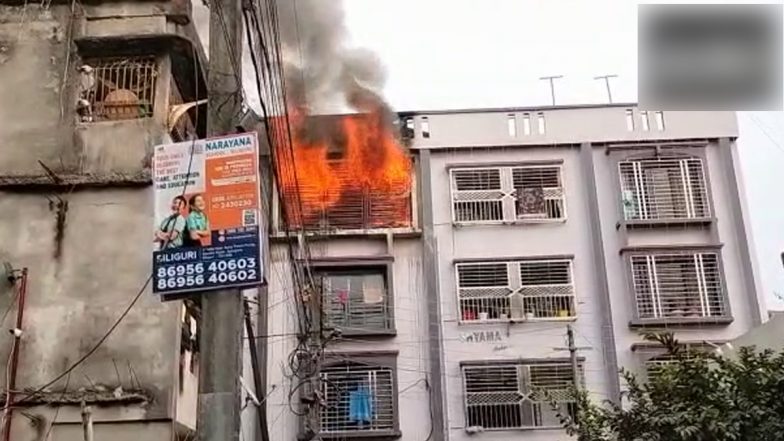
top-left (537, 112), bottom-right (546, 134)
top-left (421, 116), bottom-right (430, 138)
top-left (80, 56), bottom-right (158, 122)
top-left (640, 111), bottom-right (650, 131)
top-left (507, 114), bottom-right (517, 137)
top-left (522, 113), bottom-right (531, 135)
top-left (625, 109), bottom-right (635, 131)
top-left (654, 111), bottom-right (665, 130)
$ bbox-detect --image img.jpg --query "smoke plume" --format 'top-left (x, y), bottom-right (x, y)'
top-left (276, 0), bottom-right (391, 118)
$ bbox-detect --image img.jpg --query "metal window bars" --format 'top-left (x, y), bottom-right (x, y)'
top-left (320, 271), bottom-right (392, 333)
top-left (456, 259), bottom-right (575, 322)
top-left (450, 166), bottom-right (565, 224)
top-left (319, 364), bottom-right (396, 434)
top-left (630, 252), bottom-right (725, 320)
top-left (81, 56), bottom-right (158, 122)
top-left (619, 157), bottom-right (710, 221)
top-left (462, 362), bottom-right (577, 430)
top-left (281, 166), bottom-right (412, 231)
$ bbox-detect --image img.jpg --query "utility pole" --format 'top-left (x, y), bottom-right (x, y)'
top-left (566, 325), bottom-right (581, 389)
top-left (539, 75), bottom-right (563, 106)
top-left (594, 74), bottom-right (618, 103)
top-left (198, 0), bottom-right (244, 438)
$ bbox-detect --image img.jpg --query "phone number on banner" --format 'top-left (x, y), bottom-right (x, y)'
top-left (155, 258), bottom-right (259, 291)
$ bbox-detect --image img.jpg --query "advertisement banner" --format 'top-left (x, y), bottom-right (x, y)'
top-left (152, 133), bottom-right (262, 296)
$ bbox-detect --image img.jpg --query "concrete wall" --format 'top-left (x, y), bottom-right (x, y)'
top-left (0, 4), bottom-right (80, 175)
top-left (265, 236), bottom-right (432, 441)
top-left (0, 0), bottom-right (205, 439)
top-left (405, 105), bottom-right (739, 149)
top-left (0, 190), bottom-right (181, 426)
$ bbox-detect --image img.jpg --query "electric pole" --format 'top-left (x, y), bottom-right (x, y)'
top-left (198, 0), bottom-right (244, 438)
top-left (567, 325), bottom-right (581, 389)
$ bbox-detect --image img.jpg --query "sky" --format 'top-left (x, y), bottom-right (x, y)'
top-left (193, 0), bottom-right (784, 311)
top-left (337, 0), bottom-right (784, 311)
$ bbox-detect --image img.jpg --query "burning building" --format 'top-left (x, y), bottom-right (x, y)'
top-left (276, 112), bottom-right (413, 231)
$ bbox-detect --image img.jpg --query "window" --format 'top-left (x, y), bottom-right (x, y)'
top-left (317, 267), bottom-right (393, 335)
top-left (536, 112), bottom-right (546, 134)
top-left (619, 156), bottom-right (710, 221)
top-left (630, 251), bottom-right (726, 321)
top-left (81, 56), bottom-right (158, 122)
top-left (450, 165), bottom-right (565, 224)
top-left (320, 358), bottom-right (397, 437)
top-left (625, 109), bottom-right (635, 131)
top-left (463, 362), bottom-right (578, 430)
top-left (456, 259), bottom-right (575, 322)
top-left (640, 111), bottom-right (650, 131)
top-left (654, 111), bottom-right (665, 130)
top-left (522, 113), bottom-right (531, 135)
top-left (421, 116), bottom-right (430, 138)
top-left (507, 114), bottom-right (517, 137)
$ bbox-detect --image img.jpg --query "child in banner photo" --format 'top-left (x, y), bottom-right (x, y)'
top-left (154, 195), bottom-right (187, 250)
top-left (186, 194), bottom-right (211, 247)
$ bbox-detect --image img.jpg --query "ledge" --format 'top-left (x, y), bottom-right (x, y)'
top-left (334, 328), bottom-right (398, 339)
top-left (0, 171), bottom-right (152, 191)
top-left (629, 316), bottom-right (733, 328)
top-left (320, 430), bottom-right (402, 440)
top-left (620, 217), bottom-right (715, 229)
top-left (270, 227), bottom-right (421, 241)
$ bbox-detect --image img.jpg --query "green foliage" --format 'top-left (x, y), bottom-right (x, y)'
top-left (558, 333), bottom-right (784, 441)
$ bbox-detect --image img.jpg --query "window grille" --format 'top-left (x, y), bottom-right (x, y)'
top-left (320, 363), bottom-right (396, 435)
top-left (619, 156), bottom-right (710, 221)
top-left (456, 259), bottom-right (575, 322)
top-left (450, 165), bottom-right (565, 224)
top-left (463, 362), bottom-right (577, 430)
top-left (318, 268), bottom-right (393, 333)
top-left (630, 252), bottom-right (726, 321)
top-left (282, 164), bottom-right (412, 231)
top-left (82, 56), bottom-right (158, 122)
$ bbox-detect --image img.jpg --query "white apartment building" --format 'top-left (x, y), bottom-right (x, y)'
top-left (404, 104), bottom-right (764, 441)
top-left (264, 104), bottom-right (764, 441)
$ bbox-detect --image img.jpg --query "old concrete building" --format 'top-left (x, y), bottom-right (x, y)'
top-left (401, 104), bottom-right (764, 440)
top-left (0, 0), bottom-right (218, 438)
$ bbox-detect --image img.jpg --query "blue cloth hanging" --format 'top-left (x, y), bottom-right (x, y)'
top-left (348, 386), bottom-right (373, 424)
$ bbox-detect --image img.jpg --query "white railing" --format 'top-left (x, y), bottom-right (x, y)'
top-left (619, 157), bottom-right (710, 221)
top-left (451, 165), bottom-right (566, 224)
top-left (456, 259), bottom-right (575, 322)
top-left (630, 252), bottom-right (725, 320)
top-left (320, 365), bottom-right (395, 434)
top-left (463, 362), bottom-right (576, 430)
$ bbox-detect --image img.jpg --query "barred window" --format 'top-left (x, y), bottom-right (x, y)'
top-left (619, 156), bottom-right (710, 221)
top-left (81, 56), bottom-right (158, 122)
top-left (317, 268), bottom-right (393, 334)
top-left (630, 252), bottom-right (726, 321)
top-left (463, 362), bottom-right (578, 430)
top-left (456, 259), bottom-right (575, 322)
top-left (450, 165), bottom-right (565, 224)
top-left (320, 361), bottom-right (397, 436)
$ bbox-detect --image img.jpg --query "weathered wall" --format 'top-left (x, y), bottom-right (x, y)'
top-left (0, 4), bottom-right (79, 175)
top-left (0, 189), bottom-right (180, 420)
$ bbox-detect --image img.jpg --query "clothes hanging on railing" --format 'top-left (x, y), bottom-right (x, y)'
top-left (348, 385), bottom-right (373, 424)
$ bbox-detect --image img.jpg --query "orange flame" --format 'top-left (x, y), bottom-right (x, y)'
top-left (276, 112), bottom-right (412, 229)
